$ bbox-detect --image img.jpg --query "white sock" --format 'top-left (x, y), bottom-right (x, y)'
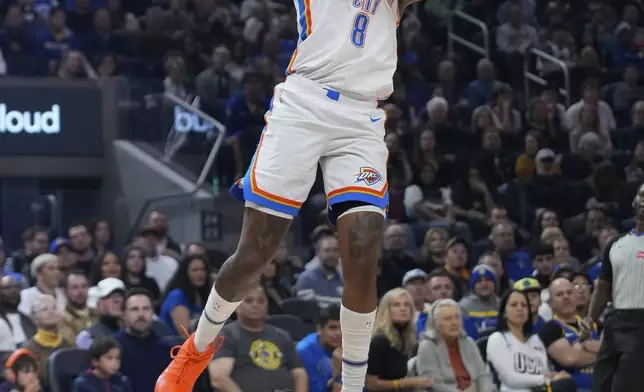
top-left (340, 305), bottom-right (375, 392)
top-left (193, 288), bottom-right (242, 352)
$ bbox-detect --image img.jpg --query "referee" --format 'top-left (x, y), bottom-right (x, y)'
top-left (581, 185), bottom-right (644, 392)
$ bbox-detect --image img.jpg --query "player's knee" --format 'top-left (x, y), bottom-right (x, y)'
top-left (237, 206), bottom-right (292, 265)
top-left (335, 202), bottom-right (385, 270)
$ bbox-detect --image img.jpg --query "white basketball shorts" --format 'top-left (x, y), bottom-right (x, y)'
top-left (229, 74), bottom-right (389, 217)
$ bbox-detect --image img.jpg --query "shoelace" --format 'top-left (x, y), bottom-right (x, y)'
top-left (166, 326), bottom-right (225, 383)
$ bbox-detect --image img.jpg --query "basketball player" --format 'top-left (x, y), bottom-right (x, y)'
top-left (155, 0), bottom-right (426, 391)
top-left (581, 183), bottom-right (644, 392)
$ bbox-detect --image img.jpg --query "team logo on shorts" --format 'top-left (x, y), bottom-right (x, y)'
top-left (355, 167), bottom-right (383, 186)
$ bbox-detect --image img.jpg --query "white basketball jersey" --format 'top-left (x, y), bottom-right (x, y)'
top-left (286, 0), bottom-right (400, 100)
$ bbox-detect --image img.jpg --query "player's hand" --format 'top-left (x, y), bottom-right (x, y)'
top-left (401, 377), bottom-right (433, 389)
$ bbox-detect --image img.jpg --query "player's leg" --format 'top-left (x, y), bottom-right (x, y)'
top-left (155, 85), bottom-right (325, 392)
top-left (321, 107), bottom-right (389, 392)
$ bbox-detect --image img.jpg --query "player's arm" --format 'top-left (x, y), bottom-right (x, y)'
top-left (586, 238), bottom-right (615, 325)
top-left (208, 358), bottom-right (242, 392)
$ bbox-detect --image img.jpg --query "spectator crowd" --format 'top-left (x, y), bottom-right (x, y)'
top-left (2, 0), bottom-right (644, 391)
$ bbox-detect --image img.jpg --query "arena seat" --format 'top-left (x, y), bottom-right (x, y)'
top-left (280, 298), bottom-right (320, 324)
top-left (266, 314), bottom-right (314, 341)
top-left (48, 348), bottom-right (91, 392)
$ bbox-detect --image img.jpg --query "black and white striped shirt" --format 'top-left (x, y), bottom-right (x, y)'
top-left (602, 231), bottom-right (644, 309)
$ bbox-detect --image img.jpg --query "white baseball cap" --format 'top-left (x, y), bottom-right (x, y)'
top-left (97, 278), bottom-right (125, 299)
top-left (402, 269), bottom-right (428, 286)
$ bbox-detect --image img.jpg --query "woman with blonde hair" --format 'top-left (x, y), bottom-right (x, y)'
top-left (418, 228), bottom-right (448, 271)
top-left (416, 299), bottom-right (496, 392)
top-left (366, 288), bottom-right (433, 391)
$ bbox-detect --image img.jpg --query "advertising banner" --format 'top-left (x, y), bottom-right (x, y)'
top-left (0, 83), bottom-right (103, 156)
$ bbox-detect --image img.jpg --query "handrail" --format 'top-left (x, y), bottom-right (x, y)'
top-left (447, 10), bottom-right (490, 58)
top-left (523, 48), bottom-right (571, 107)
top-left (125, 92), bottom-right (227, 244)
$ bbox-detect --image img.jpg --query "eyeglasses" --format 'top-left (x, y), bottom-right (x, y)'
top-left (574, 284), bottom-right (591, 290)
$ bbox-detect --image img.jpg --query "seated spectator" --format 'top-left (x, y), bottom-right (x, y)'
top-left (77, 278), bottom-right (125, 349)
top-left (160, 254), bottom-right (210, 334)
top-left (566, 80), bottom-right (616, 135)
top-left (19, 254), bottom-right (66, 316)
top-left (416, 299), bottom-right (495, 392)
top-left (60, 270), bottom-right (97, 345)
top-left (88, 252), bottom-right (122, 304)
top-left (552, 237), bottom-right (580, 270)
top-left (569, 105), bottom-right (613, 157)
top-left (366, 288), bottom-right (433, 391)
top-left (0, 275), bottom-right (37, 346)
top-left (417, 227), bottom-right (448, 272)
top-left (296, 304), bottom-right (341, 392)
top-left (119, 246), bottom-right (161, 301)
top-left (261, 260), bottom-right (292, 315)
top-left (23, 294), bottom-right (73, 381)
top-left (50, 238), bottom-right (78, 281)
top-left (467, 59), bottom-right (497, 108)
top-left (0, 349), bottom-right (42, 392)
top-left (72, 336), bottom-right (132, 392)
top-left (208, 286), bottom-right (308, 392)
top-left (89, 219), bottom-right (113, 259)
top-left (459, 265), bottom-right (500, 335)
top-left (135, 227), bottom-right (178, 293)
top-left (294, 235), bottom-right (343, 307)
top-left (81, 8), bottom-right (127, 64)
top-left (402, 269), bottom-right (429, 319)
top-left (513, 278), bottom-right (547, 333)
top-left (3, 226), bottom-right (49, 286)
top-left (515, 132), bottom-right (540, 182)
top-left (417, 271), bottom-right (480, 340)
top-left (56, 50), bottom-right (98, 79)
top-left (487, 289), bottom-right (575, 392)
top-left (571, 273), bottom-right (592, 318)
top-left (68, 224), bottom-right (99, 277)
top-left (439, 237), bottom-right (470, 300)
top-left (378, 224), bottom-right (418, 296)
top-left (114, 288), bottom-right (173, 392)
top-left (37, 7), bottom-right (77, 66)
top-left (538, 278), bottom-right (600, 391)
top-left (489, 223), bottom-right (532, 283)
top-left (530, 243), bottom-right (555, 300)
top-left (478, 251), bottom-right (510, 294)
top-left (489, 83), bottom-right (522, 136)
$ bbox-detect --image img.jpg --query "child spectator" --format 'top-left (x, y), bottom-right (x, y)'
top-left (72, 337), bottom-right (132, 392)
top-left (1, 349), bottom-right (41, 392)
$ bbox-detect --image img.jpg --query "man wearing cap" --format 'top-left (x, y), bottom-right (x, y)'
top-left (76, 277), bottom-right (125, 349)
top-left (135, 226), bottom-right (178, 293)
top-left (459, 265), bottom-right (500, 336)
top-left (439, 237), bottom-right (470, 300)
top-left (49, 237), bottom-right (78, 280)
top-left (18, 253), bottom-right (66, 316)
top-left (402, 269), bottom-right (428, 321)
top-left (514, 278), bottom-right (547, 333)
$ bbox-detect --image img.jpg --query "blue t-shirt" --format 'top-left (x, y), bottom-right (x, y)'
top-left (159, 289), bottom-right (205, 334)
top-left (296, 333), bottom-right (334, 392)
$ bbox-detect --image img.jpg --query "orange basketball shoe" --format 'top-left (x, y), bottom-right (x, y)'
top-left (155, 333), bottom-right (224, 392)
